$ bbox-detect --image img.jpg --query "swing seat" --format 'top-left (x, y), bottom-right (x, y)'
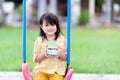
top-left (22, 63), bottom-right (73, 80)
top-left (64, 68), bottom-right (74, 80)
top-left (22, 63), bottom-right (32, 80)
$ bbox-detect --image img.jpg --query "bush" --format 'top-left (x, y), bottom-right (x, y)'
top-left (78, 9), bottom-right (89, 25)
top-left (18, 5), bottom-right (22, 15)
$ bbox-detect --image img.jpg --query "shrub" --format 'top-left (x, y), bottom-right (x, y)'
top-left (18, 5), bottom-right (22, 15)
top-left (78, 9), bottom-right (89, 25)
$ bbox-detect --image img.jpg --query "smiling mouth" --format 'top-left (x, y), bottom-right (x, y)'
top-left (47, 30), bottom-right (54, 32)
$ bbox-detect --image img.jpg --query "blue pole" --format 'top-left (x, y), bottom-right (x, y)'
top-left (67, 0), bottom-right (71, 65)
top-left (22, 0), bottom-right (26, 63)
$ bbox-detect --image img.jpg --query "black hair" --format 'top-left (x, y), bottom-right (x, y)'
top-left (39, 13), bottom-right (62, 40)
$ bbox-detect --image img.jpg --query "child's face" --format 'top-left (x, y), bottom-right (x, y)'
top-left (41, 20), bottom-right (57, 36)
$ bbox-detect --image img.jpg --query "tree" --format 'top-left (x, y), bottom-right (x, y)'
top-left (95, 0), bottom-right (104, 13)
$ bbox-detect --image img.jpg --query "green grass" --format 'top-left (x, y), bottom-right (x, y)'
top-left (71, 27), bottom-right (120, 74)
top-left (0, 26), bottom-right (120, 74)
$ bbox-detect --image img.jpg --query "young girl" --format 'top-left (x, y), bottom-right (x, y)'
top-left (33, 13), bottom-right (66, 80)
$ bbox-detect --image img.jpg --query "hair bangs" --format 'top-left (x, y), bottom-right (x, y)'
top-left (44, 15), bottom-right (56, 25)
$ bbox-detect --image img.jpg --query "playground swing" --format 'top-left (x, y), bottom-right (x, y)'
top-left (22, 0), bottom-right (73, 80)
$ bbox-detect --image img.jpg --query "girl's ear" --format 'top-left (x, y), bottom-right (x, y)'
top-left (40, 25), bottom-right (42, 28)
top-left (40, 25), bottom-right (42, 27)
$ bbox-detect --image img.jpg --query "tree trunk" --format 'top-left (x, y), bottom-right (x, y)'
top-left (104, 0), bottom-right (113, 24)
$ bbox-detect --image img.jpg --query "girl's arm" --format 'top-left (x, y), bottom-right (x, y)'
top-left (33, 37), bottom-right (47, 63)
top-left (57, 49), bottom-right (66, 61)
top-left (57, 36), bottom-right (67, 61)
top-left (34, 50), bottom-right (47, 63)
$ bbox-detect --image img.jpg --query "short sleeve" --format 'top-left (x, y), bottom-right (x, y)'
top-left (33, 37), bottom-right (42, 62)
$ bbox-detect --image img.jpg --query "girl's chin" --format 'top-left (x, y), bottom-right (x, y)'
top-left (46, 33), bottom-right (55, 36)
top-left (46, 32), bottom-right (55, 35)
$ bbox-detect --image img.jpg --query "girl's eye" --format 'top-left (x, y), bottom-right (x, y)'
top-left (45, 25), bottom-right (48, 26)
top-left (51, 24), bottom-right (55, 26)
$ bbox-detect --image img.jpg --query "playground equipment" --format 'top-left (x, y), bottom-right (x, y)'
top-left (22, 0), bottom-right (32, 80)
top-left (22, 0), bottom-right (73, 80)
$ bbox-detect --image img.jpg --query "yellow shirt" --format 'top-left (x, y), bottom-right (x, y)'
top-left (33, 35), bottom-right (66, 75)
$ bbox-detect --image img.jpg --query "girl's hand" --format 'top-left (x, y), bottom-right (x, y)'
top-left (57, 47), bottom-right (66, 61)
top-left (35, 46), bottom-right (48, 63)
top-left (57, 49), bottom-right (61, 57)
top-left (41, 48), bottom-right (48, 57)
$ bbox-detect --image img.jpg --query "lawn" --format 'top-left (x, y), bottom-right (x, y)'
top-left (0, 26), bottom-right (120, 74)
